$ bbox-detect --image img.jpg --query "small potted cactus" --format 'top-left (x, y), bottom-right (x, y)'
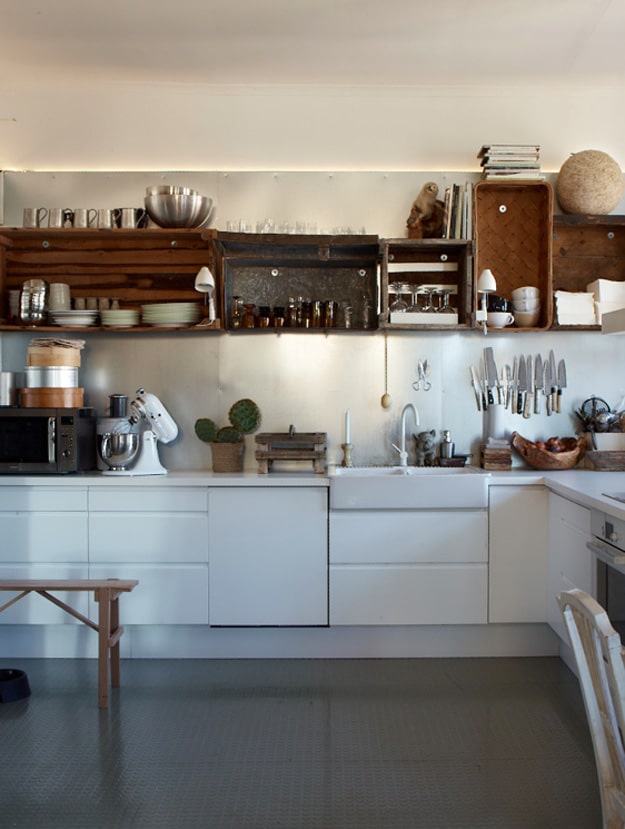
top-left (194, 398), bottom-right (261, 472)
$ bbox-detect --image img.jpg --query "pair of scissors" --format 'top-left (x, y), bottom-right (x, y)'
top-left (412, 360), bottom-right (431, 391)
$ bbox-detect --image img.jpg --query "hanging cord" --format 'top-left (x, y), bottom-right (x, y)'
top-left (381, 333), bottom-right (391, 409)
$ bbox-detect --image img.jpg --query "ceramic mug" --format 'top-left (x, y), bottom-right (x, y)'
top-left (487, 311), bottom-right (515, 328)
top-left (73, 208), bottom-right (98, 228)
top-left (119, 207), bottom-right (146, 229)
top-left (97, 208), bottom-right (121, 229)
top-left (48, 208), bottom-right (65, 228)
top-left (23, 207), bottom-right (48, 228)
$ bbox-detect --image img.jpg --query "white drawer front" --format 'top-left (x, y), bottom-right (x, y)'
top-left (88, 487), bottom-right (207, 512)
top-left (89, 513), bottom-right (208, 563)
top-left (88, 564), bottom-right (208, 624)
top-left (330, 564), bottom-right (487, 625)
top-left (330, 510), bottom-right (487, 564)
top-left (0, 564), bottom-right (89, 624)
top-left (0, 514), bottom-right (88, 562)
top-left (0, 487), bottom-right (87, 512)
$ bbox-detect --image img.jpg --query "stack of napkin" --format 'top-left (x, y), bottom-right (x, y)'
top-left (554, 291), bottom-right (596, 325)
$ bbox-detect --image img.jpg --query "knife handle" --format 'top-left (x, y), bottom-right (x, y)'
top-left (517, 391), bottom-right (524, 416)
top-left (546, 390), bottom-right (552, 416)
top-left (534, 392), bottom-right (541, 415)
top-left (555, 389), bottom-right (562, 414)
top-left (523, 392), bottom-right (533, 419)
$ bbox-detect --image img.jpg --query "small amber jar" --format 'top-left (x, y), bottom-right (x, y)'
top-left (242, 303), bottom-right (256, 329)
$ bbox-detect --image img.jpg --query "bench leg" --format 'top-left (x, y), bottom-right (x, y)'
top-left (97, 589), bottom-right (111, 709)
top-left (110, 595), bottom-right (121, 689)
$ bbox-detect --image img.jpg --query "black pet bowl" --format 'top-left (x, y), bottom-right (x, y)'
top-left (0, 669), bottom-right (31, 702)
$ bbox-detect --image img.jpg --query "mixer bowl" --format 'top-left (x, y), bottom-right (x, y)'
top-left (99, 432), bottom-right (140, 471)
top-left (144, 193), bottom-right (213, 228)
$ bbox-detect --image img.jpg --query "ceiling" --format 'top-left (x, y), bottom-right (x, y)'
top-left (2, 0), bottom-right (625, 88)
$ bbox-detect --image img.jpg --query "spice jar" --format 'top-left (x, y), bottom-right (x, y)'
top-left (324, 300), bottom-right (338, 328)
top-left (287, 298), bottom-right (298, 328)
top-left (242, 303), bottom-right (256, 329)
top-left (273, 306), bottom-right (285, 328)
top-left (258, 306), bottom-right (271, 328)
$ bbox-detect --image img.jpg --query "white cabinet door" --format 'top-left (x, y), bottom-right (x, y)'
top-left (329, 509), bottom-right (487, 625)
top-left (547, 492), bottom-right (592, 641)
top-left (331, 563), bottom-right (487, 625)
top-left (488, 485), bottom-right (548, 623)
top-left (88, 564), bottom-right (208, 625)
top-left (88, 486), bottom-right (209, 624)
top-left (208, 487), bottom-right (328, 626)
top-left (0, 487), bottom-right (88, 562)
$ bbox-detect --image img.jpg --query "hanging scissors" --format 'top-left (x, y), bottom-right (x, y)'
top-left (412, 360), bottom-right (431, 392)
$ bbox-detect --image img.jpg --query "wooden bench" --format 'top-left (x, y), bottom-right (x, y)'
top-left (0, 579), bottom-right (138, 708)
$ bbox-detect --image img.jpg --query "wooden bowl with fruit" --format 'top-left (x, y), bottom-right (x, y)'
top-left (511, 432), bottom-right (586, 471)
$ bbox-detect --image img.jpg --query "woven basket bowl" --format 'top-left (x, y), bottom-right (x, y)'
top-left (511, 432), bottom-right (586, 470)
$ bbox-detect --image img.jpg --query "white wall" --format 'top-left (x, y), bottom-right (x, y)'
top-left (1, 80), bottom-right (625, 471)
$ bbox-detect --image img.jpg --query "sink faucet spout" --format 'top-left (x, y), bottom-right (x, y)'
top-left (394, 403), bottom-right (419, 467)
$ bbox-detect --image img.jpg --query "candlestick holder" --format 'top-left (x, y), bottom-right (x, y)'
top-left (341, 443), bottom-right (353, 468)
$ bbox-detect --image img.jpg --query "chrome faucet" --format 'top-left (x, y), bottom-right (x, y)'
top-left (392, 403), bottom-right (419, 467)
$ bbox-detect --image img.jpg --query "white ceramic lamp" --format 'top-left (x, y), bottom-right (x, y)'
top-left (476, 268), bottom-right (497, 334)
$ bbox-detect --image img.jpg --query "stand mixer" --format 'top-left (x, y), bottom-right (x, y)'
top-left (97, 389), bottom-right (178, 475)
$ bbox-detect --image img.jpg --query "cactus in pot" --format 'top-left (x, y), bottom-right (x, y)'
top-left (194, 398), bottom-right (261, 472)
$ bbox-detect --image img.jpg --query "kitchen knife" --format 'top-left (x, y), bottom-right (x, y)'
top-left (523, 354), bottom-right (533, 418)
top-left (470, 365), bottom-right (483, 412)
top-left (534, 354), bottom-right (543, 415)
top-left (510, 356), bottom-right (518, 413)
top-left (503, 364), bottom-right (512, 409)
top-left (548, 350), bottom-right (558, 411)
top-left (517, 355), bottom-right (527, 415)
top-left (544, 360), bottom-right (552, 416)
top-left (556, 359), bottom-right (567, 413)
top-left (484, 347), bottom-right (498, 406)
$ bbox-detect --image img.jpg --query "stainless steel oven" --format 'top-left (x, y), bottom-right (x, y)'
top-left (588, 507), bottom-right (625, 638)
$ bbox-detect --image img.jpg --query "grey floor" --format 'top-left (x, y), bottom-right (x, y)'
top-left (1, 657), bottom-right (601, 829)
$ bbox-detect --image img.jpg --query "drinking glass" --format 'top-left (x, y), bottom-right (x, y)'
top-left (389, 282), bottom-right (408, 313)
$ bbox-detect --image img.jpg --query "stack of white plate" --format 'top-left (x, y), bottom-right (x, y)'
top-left (141, 302), bottom-right (201, 327)
top-left (50, 309), bottom-right (99, 327)
top-left (100, 309), bottom-right (140, 327)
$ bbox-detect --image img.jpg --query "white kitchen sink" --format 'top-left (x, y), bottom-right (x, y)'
top-left (329, 465), bottom-right (489, 509)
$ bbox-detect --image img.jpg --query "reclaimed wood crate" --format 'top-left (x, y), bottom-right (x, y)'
top-left (474, 181), bottom-right (554, 330)
top-left (255, 432), bottom-right (327, 474)
top-left (552, 214), bottom-right (625, 329)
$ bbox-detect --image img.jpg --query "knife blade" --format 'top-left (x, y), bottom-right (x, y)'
top-left (544, 360), bottom-right (552, 416)
top-left (517, 355), bottom-right (527, 415)
top-left (534, 354), bottom-right (543, 415)
top-left (511, 356), bottom-right (518, 413)
top-left (548, 350), bottom-right (558, 411)
top-left (523, 354), bottom-right (533, 418)
top-left (470, 365), bottom-right (483, 412)
top-left (484, 347), bottom-right (498, 406)
top-left (556, 359), bottom-right (567, 413)
top-left (503, 364), bottom-right (512, 409)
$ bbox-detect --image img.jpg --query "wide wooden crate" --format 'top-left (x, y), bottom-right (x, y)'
top-left (474, 181), bottom-right (553, 330)
top-left (552, 214), bottom-right (625, 329)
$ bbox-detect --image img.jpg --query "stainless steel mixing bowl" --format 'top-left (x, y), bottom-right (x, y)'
top-left (98, 432), bottom-right (140, 471)
top-left (144, 193), bottom-right (213, 228)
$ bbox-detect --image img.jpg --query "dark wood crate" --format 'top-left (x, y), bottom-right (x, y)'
top-left (474, 181), bottom-right (553, 330)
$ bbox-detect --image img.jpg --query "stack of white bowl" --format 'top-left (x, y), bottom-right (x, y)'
top-left (141, 302), bottom-right (201, 327)
top-left (511, 286), bottom-right (541, 327)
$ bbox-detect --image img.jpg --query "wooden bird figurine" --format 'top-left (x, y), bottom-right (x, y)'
top-left (406, 181), bottom-right (445, 239)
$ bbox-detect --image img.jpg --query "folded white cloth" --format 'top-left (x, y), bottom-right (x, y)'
top-left (555, 291), bottom-right (596, 325)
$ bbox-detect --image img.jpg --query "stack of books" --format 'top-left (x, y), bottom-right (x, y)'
top-left (442, 181), bottom-right (473, 239)
top-left (478, 144), bottom-right (543, 180)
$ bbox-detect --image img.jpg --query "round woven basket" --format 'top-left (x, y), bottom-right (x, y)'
top-left (210, 441), bottom-right (244, 473)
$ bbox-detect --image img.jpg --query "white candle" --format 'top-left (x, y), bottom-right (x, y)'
top-left (345, 409), bottom-right (351, 444)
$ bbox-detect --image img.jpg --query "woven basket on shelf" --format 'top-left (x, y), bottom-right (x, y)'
top-left (210, 441), bottom-right (244, 473)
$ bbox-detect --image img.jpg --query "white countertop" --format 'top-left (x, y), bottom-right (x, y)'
top-left (2, 467), bottom-right (625, 519)
top-left (0, 470), bottom-right (328, 487)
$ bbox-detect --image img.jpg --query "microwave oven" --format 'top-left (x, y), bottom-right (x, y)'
top-left (0, 407), bottom-right (97, 473)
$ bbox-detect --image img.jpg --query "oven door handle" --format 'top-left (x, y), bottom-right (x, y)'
top-left (587, 539), bottom-right (625, 569)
